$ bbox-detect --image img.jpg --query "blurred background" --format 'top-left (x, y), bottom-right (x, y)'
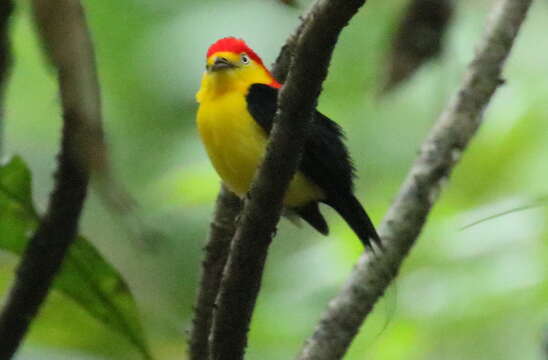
top-left (1, 0), bottom-right (547, 359)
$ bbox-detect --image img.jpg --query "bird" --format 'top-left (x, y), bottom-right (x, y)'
top-left (196, 37), bottom-right (380, 249)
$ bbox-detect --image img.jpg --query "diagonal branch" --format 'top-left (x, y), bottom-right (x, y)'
top-left (209, 1), bottom-right (371, 359)
top-left (0, 0), bottom-right (106, 357)
top-left (189, 185), bottom-right (241, 360)
top-left (296, 0), bottom-right (533, 358)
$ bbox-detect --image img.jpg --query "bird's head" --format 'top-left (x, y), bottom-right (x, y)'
top-left (197, 37), bottom-right (280, 101)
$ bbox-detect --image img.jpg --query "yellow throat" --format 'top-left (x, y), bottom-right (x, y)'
top-left (196, 51), bottom-right (324, 207)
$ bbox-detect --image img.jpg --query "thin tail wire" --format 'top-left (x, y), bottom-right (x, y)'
top-left (328, 194), bottom-right (382, 250)
top-left (326, 193), bottom-right (399, 348)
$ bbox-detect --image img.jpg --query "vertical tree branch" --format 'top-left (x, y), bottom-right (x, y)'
top-left (209, 1), bottom-right (370, 359)
top-left (189, 186), bottom-right (241, 360)
top-left (297, 0), bottom-right (533, 358)
top-left (271, 17), bottom-right (306, 83)
top-left (31, 0), bottom-right (105, 171)
top-left (0, 112), bottom-right (89, 359)
top-left (0, 0), bottom-right (14, 154)
top-left (271, 2), bottom-right (315, 83)
top-left (0, 1), bottom-right (106, 357)
top-left (189, 2), bottom-right (340, 356)
top-left (188, 6), bottom-right (321, 357)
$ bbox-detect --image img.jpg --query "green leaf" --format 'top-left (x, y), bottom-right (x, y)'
top-left (0, 156), bottom-right (152, 359)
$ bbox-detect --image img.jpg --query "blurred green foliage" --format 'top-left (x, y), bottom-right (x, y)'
top-left (1, 0), bottom-right (547, 359)
top-left (0, 157), bottom-right (150, 359)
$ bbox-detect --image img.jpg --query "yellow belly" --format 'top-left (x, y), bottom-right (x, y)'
top-left (197, 92), bottom-right (324, 207)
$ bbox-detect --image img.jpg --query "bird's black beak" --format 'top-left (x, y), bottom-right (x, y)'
top-left (210, 57), bottom-right (236, 72)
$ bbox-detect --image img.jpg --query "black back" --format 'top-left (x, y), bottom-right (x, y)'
top-left (246, 83), bottom-right (355, 199)
top-left (245, 83), bottom-right (380, 248)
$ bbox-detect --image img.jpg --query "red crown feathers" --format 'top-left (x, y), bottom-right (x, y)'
top-left (206, 37), bottom-right (264, 66)
top-left (206, 37), bottom-right (281, 88)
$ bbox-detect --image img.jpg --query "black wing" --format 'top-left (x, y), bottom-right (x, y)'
top-left (246, 83), bottom-right (380, 248)
top-left (246, 83), bottom-right (355, 197)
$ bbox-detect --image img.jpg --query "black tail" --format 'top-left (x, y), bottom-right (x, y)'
top-left (326, 194), bottom-right (381, 250)
top-left (297, 201), bottom-right (329, 235)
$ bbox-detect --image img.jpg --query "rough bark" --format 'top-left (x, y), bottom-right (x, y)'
top-left (189, 186), bottom-right (242, 360)
top-left (189, 5), bottom-right (322, 357)
top-left (271, 4), bottom-right (313, 83)
top-left (0, 0), bottom-right (14, 154)
top-left (0, 1), bottom-right (105, 357)
top-left (209, 1), bottom-right (371, 359)
top-left (296, 0), bottom-right (533, 358)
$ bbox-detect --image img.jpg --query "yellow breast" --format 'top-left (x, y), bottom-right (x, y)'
top-left (196, 91), bottom-right (324, 207)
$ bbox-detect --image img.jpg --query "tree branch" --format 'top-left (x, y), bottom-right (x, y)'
top-left (271, 3), bottom-right (314, 82)
top-left (271, 17), bottom-right (305, 83)
top-left (189, 2), bottom-right (357, 356)
top-left (189, 186), bottom-right (242, 360)
top-left (0, 0), bottom-right (14, 155)
top-left (209, 1), bottom-right (370, 359)
top-left (188, 6), bottom-right (321, 359)
top-left (0, 0), bottom-right (106, 357)
top-left (296, 0), bottom-right (533, 358)
top-left (32, 0), bottom-right (138, 246)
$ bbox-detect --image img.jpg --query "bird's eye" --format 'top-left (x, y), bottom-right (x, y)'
top-left (241, 53), bottom-right (250, 65)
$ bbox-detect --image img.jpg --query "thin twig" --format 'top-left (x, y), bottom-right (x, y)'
top-left (460, 196), bottom-right (548, 231)
top-left (209, 1), bottom-right (370, 359)
top-left (189, 186), bottom-right (241, 360)
top-left (0, 0), bottom-right (14, 154)
top-left (296, 0), bottom-right (533, 358)
top-left (0, 0), bottom-right (106, 357)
